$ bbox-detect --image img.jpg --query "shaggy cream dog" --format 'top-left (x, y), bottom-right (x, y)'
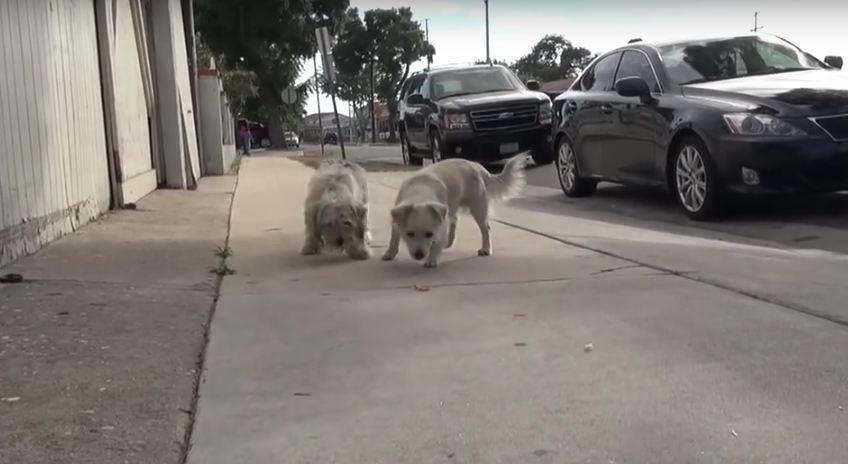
top-left (301, 161), bottom-right (372, 260)
top-left (382, 154), bottom-right (528, 268)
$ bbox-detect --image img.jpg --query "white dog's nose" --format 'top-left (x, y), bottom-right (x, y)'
top-left (413, 250), bottom-right (425, 260)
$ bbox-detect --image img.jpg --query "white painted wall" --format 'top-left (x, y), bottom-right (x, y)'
top-left (150, 0), bottom-right (200, 189)
top-left (96, 0), bottom-right (156, 204)
top-left (0, 0), bottom-right (111, 266)
top-left (199, 74), bottom-right (236, 176)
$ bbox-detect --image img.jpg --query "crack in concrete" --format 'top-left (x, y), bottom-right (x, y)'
top-left (496, 219), bottom-right (848, 330)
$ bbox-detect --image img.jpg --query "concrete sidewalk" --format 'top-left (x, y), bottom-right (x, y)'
top-left (187, 157), bottom-right (848, 463)
top-left (0, 176), bottom-right (235, 464)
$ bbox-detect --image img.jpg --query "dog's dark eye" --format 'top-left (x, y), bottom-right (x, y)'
top-left (406, 232), bottom-right (415, 238)
top-left (425, 232), bottom-right (433, 238)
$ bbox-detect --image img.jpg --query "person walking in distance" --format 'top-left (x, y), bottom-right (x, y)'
top-left (238, 122), bottom-right (252, 156)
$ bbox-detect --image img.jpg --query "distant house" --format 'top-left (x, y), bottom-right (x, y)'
top-left (303, 113), bottom-right (352, 142)
top-left (541, 78), bottom-right (576, 100)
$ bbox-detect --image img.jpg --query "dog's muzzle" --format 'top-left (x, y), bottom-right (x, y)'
top-left (335, 238), bottom-right (345, 247)
top-left (412, 250), bottom-right (426, 260)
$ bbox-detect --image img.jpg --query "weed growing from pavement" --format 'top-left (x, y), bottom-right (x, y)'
top-left (211, 246), bottom-right (236, 276)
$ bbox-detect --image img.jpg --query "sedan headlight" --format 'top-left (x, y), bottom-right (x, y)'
top-left (445, 113), bottom-right (470, 130)
top-left (540, 101), bottom-right (553, 124)
top-left (723, 113), bottom-right (806, 137)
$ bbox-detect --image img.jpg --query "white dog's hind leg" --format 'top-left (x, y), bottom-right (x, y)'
top-left (471, 203), bottom-right (492, 256)
top-left (381, 224), bottom-right (401, 261)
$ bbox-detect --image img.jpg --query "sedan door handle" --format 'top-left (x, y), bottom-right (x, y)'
top-left (600, 104), bottom-right (613, 114)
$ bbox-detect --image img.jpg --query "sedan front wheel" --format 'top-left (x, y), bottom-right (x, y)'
top-left (672, 136), bottom-right (723, 220)
top-left (556, 137), bottom-right (596, 197)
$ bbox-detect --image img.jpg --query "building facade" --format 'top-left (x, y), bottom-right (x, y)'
top-left (0, 0), bottom-right (232, 267)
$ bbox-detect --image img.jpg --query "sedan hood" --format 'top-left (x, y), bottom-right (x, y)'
top-left (684, 70), bottom-right (848, 116)
top-left (437, 90), bottom-right (547, 110)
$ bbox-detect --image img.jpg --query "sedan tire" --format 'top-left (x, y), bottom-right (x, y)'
top-left (556, 137), bottom-right (597, 197)
top-left (672, 136), bottom-right (724, 221)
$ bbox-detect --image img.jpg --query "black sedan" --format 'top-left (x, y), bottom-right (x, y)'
top-left (552, 33), bottom-right (847, 220)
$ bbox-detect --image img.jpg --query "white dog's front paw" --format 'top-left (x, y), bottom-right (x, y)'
top-left (381, 251), bottom-right (397, 261)
top-left (364, 230), bottom-right (373, 244)
top-left (423, 258), bottom-right (439, 268)
top-left (477, 248), bottom-right (492, 257)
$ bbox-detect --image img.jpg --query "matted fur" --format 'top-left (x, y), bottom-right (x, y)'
top-left (301, 161), bottom-right (372, 260)
top-left (382, 154), bottom-right (529, 267)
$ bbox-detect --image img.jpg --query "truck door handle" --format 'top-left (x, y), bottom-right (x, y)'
top-left (600, 104), bottom-right (613, 114)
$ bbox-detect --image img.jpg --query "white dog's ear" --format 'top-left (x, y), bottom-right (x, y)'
top-left (391, 204), bottom-right (412, 224)
top-left (425, 203), bottom-right (448, 222)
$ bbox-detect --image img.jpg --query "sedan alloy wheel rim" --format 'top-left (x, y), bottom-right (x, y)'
top-left (675, 146), bottom-right (708, 212)
top-left (432, 136), bottom-right (441, 163)
top-left (401, 135), bottom-right (410, 164)
top-left (558, 143), bottom-right (577, 191)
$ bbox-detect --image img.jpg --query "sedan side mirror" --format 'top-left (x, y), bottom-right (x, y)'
top-left (407, 94), bottom-right (426, 105)
top-left (825, 56), bottom-right (843, 70)
top-left (615, 76), bottom-right (653, 102)
top-left (526, 80), bottom-right (541, 91)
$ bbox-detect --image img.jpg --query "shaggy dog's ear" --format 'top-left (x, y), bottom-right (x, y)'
top-left (352, 202), bottom-right (368, 221)
top-left (425, 203), bottom-right (448, 223)
top-left (391, 204), bottom-right (412, 224)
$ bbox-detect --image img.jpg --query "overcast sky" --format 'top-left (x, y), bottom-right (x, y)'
top-left (299, 0), bottom-right (848, 116)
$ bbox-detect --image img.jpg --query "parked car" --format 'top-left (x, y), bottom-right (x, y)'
top-left (284, 131), bottom-right (300, 148)
top-left (552, 33), bottom-right (847, 220)
top-left (323, 131), bottom-right (338, 145)
top-left (397, 64), bottom-right (554, 166)
top-left (236, 119), bottom-right (272, 149)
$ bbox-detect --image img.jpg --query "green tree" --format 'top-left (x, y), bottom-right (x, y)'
top-left (331, 7), bottom-right (433, 142)
top-left (195, 0), bottom-right (349, 146)
top-left (513, 35), bottom-right (593, 82)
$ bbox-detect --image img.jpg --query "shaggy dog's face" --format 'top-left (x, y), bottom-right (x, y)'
top-left (317, 202), bottom-right (366, 250)
top-left (391, 202), bottom-right (448, 260)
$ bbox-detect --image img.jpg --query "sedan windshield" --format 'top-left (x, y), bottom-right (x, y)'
top-left (431, 67), bottom-right (520, 99)
top-left (659, 35), bottom-right (826, 85)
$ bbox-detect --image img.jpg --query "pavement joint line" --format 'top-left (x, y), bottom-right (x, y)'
top-left (0, 277), bottom-right (215, 292)
top-left (496, 219), bottom-right (848, 331)
top-left (178, 170), bottom-right (240, 464)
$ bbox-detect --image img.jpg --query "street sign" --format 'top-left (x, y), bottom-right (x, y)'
top-left (315, 26), bottom-right (336, 81)
top-left (281, 86), bottom-right (297, 105)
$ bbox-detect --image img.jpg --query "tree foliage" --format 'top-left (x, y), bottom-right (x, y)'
top-left (513, 35), bottom-right (593, 82)
top-left (195, 0), bottom-right (349, 144)
top-left (331, 7), bottom-right (433, 141)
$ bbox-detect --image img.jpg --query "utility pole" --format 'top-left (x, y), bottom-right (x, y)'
top-left (484, 0), bottom-right (490, 65)
top-left (425, 19), bottom-right (432, 69)
top-left (751, 11), bottom-right (763, 32)
top-left (313, 54), bottom-right (324, 157)
top-left (370, 57), bottom-right (377, 144)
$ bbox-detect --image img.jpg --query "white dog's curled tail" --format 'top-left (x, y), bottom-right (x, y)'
top-left (484, 153), bottom-right (529, 201)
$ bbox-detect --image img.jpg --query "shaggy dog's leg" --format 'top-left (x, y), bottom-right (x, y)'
top-left (300, 205), bottom-right (323, 255)
top-left (446, 215), bottom-right (458, 249)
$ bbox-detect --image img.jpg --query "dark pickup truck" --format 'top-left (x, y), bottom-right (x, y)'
top-left (397, 64), bottom-right (554, 165)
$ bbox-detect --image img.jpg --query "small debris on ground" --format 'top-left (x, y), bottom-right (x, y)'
top-left (839, 405), bottom-right (844, 411)
top-left (731, 428), bottom-right (739, 438)
top-left (2, 397), bottom-right (21, 403)
top-left (414, 284), bottom-right (430, 292)
top-left (80, 409), bottom-right (95, 415)
top-left (584, 343), bottom-right (594, 353)
top-left (514, 342), bottom-right (527, 347)
top-left (122, 203), bottom-right (137, 210)
top-left (0, 273), bottom-right (24, 284)
top-left (293, 392), bottom-right (312, 397)
top-left (513, 313), bottom-right (526, 318)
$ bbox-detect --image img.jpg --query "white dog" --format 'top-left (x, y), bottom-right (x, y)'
top-left (301, 161), bottom-right (372, 260)
top-left (382, 154), bottom-right (528, 268)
